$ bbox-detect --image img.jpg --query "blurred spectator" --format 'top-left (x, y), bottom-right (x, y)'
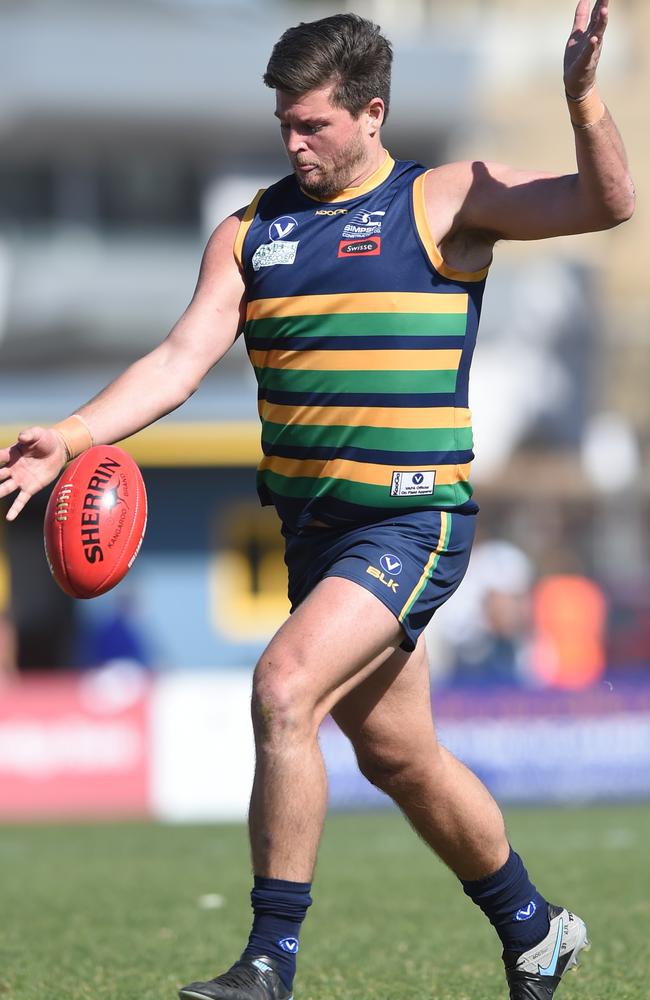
top-left (427, 538), bottom-right (535, 686)
top-left (605, 578), bottom-right (650, 675)
top-left (531, 575), bottom-right (607, 689)
top-left (74, 591), bottom-right (154, 671)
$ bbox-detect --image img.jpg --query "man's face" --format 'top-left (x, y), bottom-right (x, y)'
top-left (275, 84), bottom-right (371, 200)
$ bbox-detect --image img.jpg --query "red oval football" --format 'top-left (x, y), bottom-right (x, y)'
top-left (44, 445), bottom-right (147, 599)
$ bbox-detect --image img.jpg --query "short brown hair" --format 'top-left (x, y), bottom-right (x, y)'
top-left (264, 14), bottom-right (393, 122)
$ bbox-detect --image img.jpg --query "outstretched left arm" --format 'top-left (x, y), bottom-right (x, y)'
top-left (439, 0), bottom-right (635, 243)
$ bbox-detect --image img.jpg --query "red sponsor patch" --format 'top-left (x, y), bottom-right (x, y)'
top-left (337, 236), bottom-right (381, 258)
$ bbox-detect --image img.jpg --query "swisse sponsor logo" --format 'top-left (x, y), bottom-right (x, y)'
top-left (338, 236), bottom-right (381, 258)
top-left (366, 565), bottom-right (399, 593)
top-left (315, 208), bottom-right (348, 216)
top-left (81, 458), bottom-right (123, 564)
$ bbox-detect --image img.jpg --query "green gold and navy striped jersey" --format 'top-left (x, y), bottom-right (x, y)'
top-left (236, 154), bottom-right (489, 532)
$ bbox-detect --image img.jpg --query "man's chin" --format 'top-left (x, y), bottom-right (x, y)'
top-left (295, 169), bottom-right (337, 200)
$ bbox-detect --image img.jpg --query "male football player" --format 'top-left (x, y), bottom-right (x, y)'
top-left (0, 3), bottom-right (633, 998)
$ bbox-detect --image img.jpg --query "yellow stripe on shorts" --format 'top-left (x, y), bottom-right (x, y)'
top-left (398, 512), bottom-right (451, 622)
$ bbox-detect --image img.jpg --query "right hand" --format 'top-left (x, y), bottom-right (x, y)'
top-left (0, 427), bottom-right (68, 521)
top-left (564, 0), bottom-right (608, 99)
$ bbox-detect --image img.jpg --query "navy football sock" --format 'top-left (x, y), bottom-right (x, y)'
top-left (460, 847), bottom-right (550, 952)
top-left (242, 876), bottom-right (312, 990)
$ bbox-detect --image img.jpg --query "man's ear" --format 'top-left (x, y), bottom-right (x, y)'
top-left (365, 98), bottom-right (385, 136)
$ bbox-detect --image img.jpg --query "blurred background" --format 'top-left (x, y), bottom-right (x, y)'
top-left (0, 0), bottom-right (648, 821)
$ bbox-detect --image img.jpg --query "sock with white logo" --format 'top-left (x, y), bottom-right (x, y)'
top-left (242, 876), bottom-right (312, 990)
top-left (460, 848), bottom-right (550, 952)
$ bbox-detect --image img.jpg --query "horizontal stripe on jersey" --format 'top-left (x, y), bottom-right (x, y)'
top-left (245, 312), bottom-right (468, 340)
top-left (259, 388), bottom-right (460, 409)
top-left (265, 446), bottom-right (473, 469)
top-left (259, 403), bottom-right (472, 429)
top-left (247, 334), bottom-right (466, 352)
top-left (249, 348), bottom-right (462, 372)
top-left (253, 367), bottom-right (459, 395)
top-left (245, 290), bottom-right (469, 319)
top-left (261, 420), bottom-right (474, 454)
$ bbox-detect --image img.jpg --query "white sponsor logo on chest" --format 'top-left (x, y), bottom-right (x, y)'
top-left (342, 209), bottom-right (386, 240)
top-left (252, 240), bottom-right (299, 271)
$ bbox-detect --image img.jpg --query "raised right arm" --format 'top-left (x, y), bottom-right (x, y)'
top-left (0, 212), bottom-right (246, 520)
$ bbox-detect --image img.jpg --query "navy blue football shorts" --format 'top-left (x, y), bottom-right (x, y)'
top-left (283, 509), bottom-right (476, 652)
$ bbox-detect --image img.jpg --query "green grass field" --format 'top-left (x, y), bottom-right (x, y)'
top-left (1, 805), bottom-right (649, 1000)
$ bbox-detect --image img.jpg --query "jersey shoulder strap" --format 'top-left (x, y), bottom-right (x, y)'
top-left (233, 188), bottom-right (266, 270)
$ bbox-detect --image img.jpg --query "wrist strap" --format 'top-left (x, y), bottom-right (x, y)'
top-left (566, 87), bottom-right (606, 129)
top-left (51, 414), bottom-right (94, 462)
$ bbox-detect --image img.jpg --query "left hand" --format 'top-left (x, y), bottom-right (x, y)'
top-left (564, 0), bottom-right (609, 99)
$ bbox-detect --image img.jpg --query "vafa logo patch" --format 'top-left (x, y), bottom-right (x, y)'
top-left (269, 216), bottom-right (298, 241)
top-left (390, 471), bottom-right (436, 497)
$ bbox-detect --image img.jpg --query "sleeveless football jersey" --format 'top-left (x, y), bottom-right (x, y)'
top-left (235, 154), bottom-right (489, 532)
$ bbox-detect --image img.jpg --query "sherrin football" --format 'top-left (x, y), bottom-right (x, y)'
top-left (44, 445), bottom-right (147, 599)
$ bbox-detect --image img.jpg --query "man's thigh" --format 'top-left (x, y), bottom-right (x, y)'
top-left (257, 575), bottom-right (405, 719)
top-left (331, 636), bottom-right (437, 754)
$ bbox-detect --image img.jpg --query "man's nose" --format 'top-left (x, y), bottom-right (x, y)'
top-left (285, 129), bottom-right (307, 155)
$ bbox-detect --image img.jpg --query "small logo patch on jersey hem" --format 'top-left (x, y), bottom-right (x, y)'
top-left (338, 236), bottom-right (381, 257)
top-left (390, 470), bottom-right (436, 497)
top-left (252, 240), bottom-right (299, 271)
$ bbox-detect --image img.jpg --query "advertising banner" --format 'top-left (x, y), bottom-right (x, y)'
top-left (1, 673), bottom-right (649, 821)
top-left (0, 669), bottom-right (150, 819)
top-left (322, 683), bottom-right (650, 809)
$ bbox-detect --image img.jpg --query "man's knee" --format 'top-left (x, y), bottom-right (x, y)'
top-left (252, 649), bottom-right (317, 747)
top-left (354, 736), bottom-right (441, 794)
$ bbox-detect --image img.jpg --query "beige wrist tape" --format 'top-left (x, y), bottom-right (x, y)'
top-left (51, 414), bottom-right (95, 462)
top-left (566, 87), bottom-right (606, 129)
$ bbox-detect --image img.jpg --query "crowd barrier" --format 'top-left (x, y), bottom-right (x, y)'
top-left (1, 669), bottom-right (648, 821)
